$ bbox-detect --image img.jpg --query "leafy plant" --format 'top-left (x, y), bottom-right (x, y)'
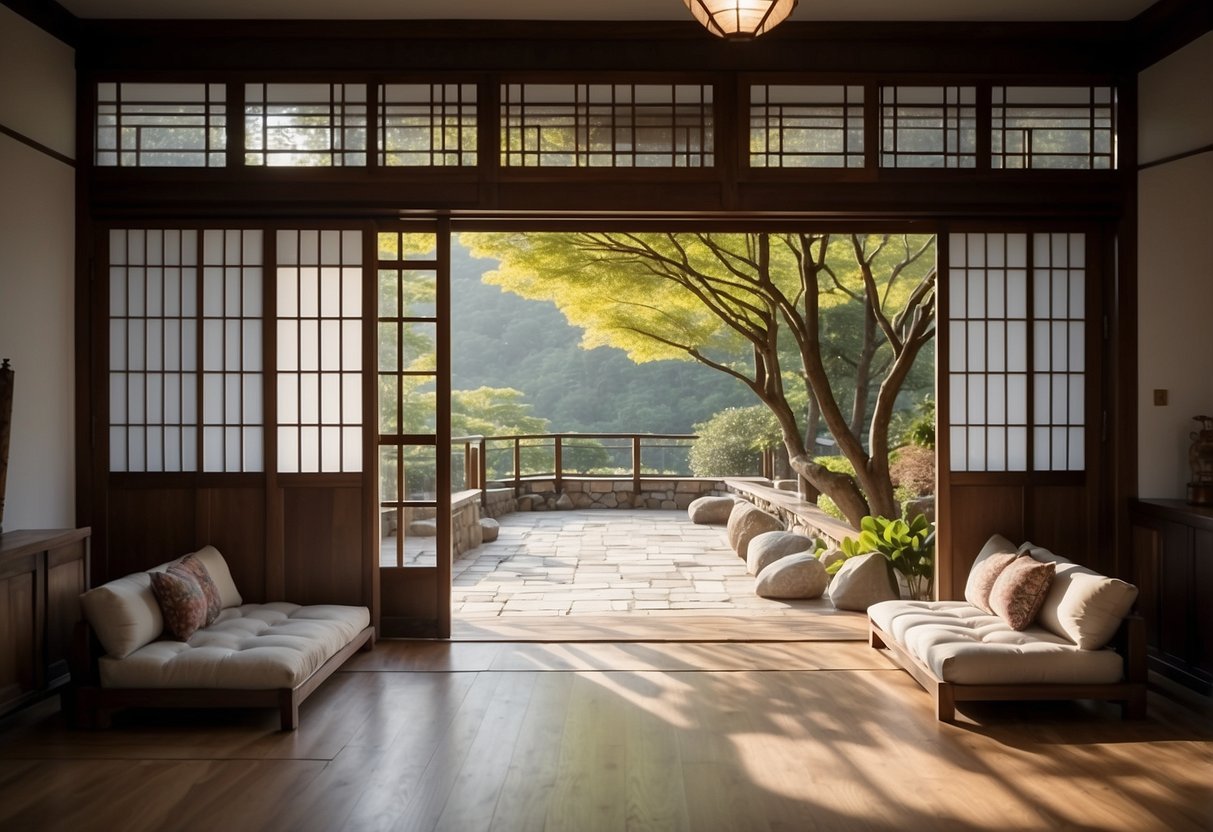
top-left (835, 513), bottom-right (935, 599)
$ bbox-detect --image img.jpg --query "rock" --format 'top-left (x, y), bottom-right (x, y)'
top-left (755, 553), bottom-right (828, 599)
top-left (828, 553), bottom-right (898, 611)
top-left (818, 547), bottom-right (847, 574)
top-left (726, 503), bottom-right (784, 560)
top-left (905, 495), bottom-right (935, 524)
top-left (746, 531), bottom-right (818, 575)
top-left (479, 518), bottom-right (500, 542)
top-left (408, 519), bottom-right (438, 537)
top-left (555, 492), bottom-right (574, 510)
top-left (674, 493), bottom-right (695, 510)
top-left (688, 495), bottom-right (735, 525)
top-left (572, 492), bottom-right (592, 508)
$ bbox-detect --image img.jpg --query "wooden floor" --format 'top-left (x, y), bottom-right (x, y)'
top-left (2, 635), bottom-right (1211, 831)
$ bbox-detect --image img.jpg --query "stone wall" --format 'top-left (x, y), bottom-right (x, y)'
top-left (392, 490), bottom-right (485, 559)
top-left (513, 477), bottom-right (732, 511)
top-left (725, 479), bottom-right (856, 547)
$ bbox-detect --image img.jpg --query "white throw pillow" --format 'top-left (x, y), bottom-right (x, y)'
top-left (188, 545), bottom-right (243, 609)
top-left (79, 571), bottom-right (163, 659)
top-left (1020, 542), bottom-right (1138, 649)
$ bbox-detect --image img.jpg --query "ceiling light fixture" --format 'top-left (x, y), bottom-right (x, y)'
top-left (683, 0), bottom-right (799, 40)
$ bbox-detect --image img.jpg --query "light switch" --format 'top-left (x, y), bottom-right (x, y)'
top-left (1153, 389), bottom-right (1168, 406)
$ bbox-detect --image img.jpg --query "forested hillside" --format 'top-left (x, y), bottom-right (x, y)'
top-left (451, 237), bottom-right (755, 434)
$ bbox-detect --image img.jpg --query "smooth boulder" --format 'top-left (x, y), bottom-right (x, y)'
top-left (408, 519), bottom-right (438, 537)
top-left (688, 495), bottom-right (735, 525)
top-left (818, 546), bottom-right (846, 574)
top-left (755, 552), bottom-right (828, 599)
top-left (479, 517), bottom-right (500, 542)
top-left (746, 531), bottom-right (817, 576)
top-left (726, 503), bottom-right (783, 560)
top-left (828, 552), bottom-right (899, 611)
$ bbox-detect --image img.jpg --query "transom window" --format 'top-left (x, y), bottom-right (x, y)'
top-left (245, 84), bottom-right (368, 167)
top-left (881, 86), bottom-right (977, 169)
top-left (992, 86), bottom-right (1116, 170)
top-left (749, 85), bottom-right (864, 169)
top-left (96, 83), bottom-right (227, 168)
top-left (500, 83), bottom-right (714, 168)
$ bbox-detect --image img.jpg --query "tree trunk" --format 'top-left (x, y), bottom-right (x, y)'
top-left (849, 304), bottom-right (878, 440)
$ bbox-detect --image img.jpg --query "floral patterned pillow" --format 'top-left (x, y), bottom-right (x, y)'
top-left (964, 550), bottom-right (1020, 613)
top-left (149, 567), bottom-right (208, 641)
top-left (174, 553), bottom-right (222, 625)
top-left (989, 556), bottom-right (1056, 631)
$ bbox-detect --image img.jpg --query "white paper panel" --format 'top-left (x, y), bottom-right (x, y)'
top-left (110, 427), bottom-right (127, 472)
top-left (202, 319), bottom-right (223, 371)
top-left (244, 427), bottom-right (264, 472)
top-left (321, 374), bottom-right (341, 423)
top-left (950, 426), bottom-right (967, 471)
top-left (343, 427), bottom-right (362, 472)
top-left (317, 426), bottom-right (339, 471)
top-left (278, 427), bottom-right (299, 473)
top-left (300, 374), bottom-right (320, 423)
top-left (146, 427), bottom-right (163, 472)
top-left (301, 426), bottom-right (320, 472)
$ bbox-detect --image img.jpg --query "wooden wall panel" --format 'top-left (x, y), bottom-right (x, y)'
top-left (104, 487), bottom-right (196, 581)
top-left (46, 542), bottom-right (87, 682)
top-left (282, 486), bottom-right (364, 607)
top-left (0, 570), bottom-right (36, 707)
top-left (380, 567), bottom-right (439, 638)
top-left (946, 486), bottom-right (1024, 599)
top-left (196, 487), bottom-right (267, 604)
top-left (1024, 486), bottom-right (1090, 565)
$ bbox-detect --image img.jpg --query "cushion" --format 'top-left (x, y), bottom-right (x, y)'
top-left (828, 552), bottom-right (898, 611)
top-left (80, 571), bottom-right (163, 659)
top-left (963, 533), bottom-right (1020, 597)
top-left (868, 600), bottom-right (1125, 685)
top-left (149, 567), bottom-right (209, 641)
top-left (1020, 543), bottom-right (1140, 649)
top-left (188, 545), bottom-right (243, 609)
top-left (100, 603), bottom-right (370, 690)
top-left (964, 551), bottom-right (1020, 613)
top-left (989, 556), bottom-right (1056, 630)
top-left (175, 553), bottom-right (221, 625)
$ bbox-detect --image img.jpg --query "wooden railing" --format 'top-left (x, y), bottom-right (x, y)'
top-left (450, 432), bottom-right (776, 505)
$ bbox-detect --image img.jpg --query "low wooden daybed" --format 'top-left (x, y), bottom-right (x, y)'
top-left (867, 534), bottom-right (1147, 723)
top-left (70, 545), bottom-right (373, 731)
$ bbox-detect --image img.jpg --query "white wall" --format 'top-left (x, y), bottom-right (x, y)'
top-left (0, 7), bottom-right (77, 530)
top-left (1137, 31), bottom-right (1213, 499)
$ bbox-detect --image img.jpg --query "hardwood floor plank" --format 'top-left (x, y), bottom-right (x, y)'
top-left (543, 673), bottom-right (629, 831)
top-left (487, 673), bottom-right (575, 832)
top-left (432, 672), bottom-right (540, 831)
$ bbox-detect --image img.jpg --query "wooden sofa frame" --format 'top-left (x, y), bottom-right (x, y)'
top-left (67, 621), bottom-right (376, 731)
top-left (868, 613), bottom-right (1148, 722)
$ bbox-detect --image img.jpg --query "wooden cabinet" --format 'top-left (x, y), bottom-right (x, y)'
top-left (0, 528), bottom-right (90, 717)
top-left (1131, 501), bottom-right (1213, 695)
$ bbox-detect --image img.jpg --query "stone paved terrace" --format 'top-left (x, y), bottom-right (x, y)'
top-left (451, 508), bottom-right (831, 618)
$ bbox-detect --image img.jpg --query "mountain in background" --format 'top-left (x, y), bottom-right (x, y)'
top-left (450, 238), bottom-right (754, 435)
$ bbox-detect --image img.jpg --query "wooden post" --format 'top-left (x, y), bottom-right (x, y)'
top-left (478, 436), bottom-right (487, 507)
top-left (632, 435), bottom-right (642, 495)
top-left (554, 436), bottom-right (563, 495)
top-left (513, 438), bottom-right (521, 491)
top-left (0, 359), bottom-right (11, 536)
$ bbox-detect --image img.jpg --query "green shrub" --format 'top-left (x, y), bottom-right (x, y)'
top-left (689, 406), bottom-right (781, 477)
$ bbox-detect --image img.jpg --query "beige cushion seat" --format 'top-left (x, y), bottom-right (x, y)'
top-left (100, 602), bottom-right (370, 690)
top-left (868, 600), bottom-right (1125, 686)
